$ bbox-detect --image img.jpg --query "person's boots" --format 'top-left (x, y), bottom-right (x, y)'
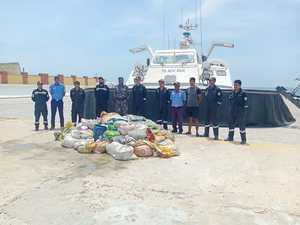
top-left (200, 127), bottom-right (209, 137)
top-left (225, 130), bottom-right (234, 142)
top-left (172, 124), bottom-right (177, 133)
top-left (178, 125), bottom-right (183, 134)
top-left (163, 123), bottom-right (168, 130)
top-left (240, 132), bottom-right (247, 145)
top-left (35, 124), bottom-right (39, 131)
top-left (213, 128), bottom-right (219, 140)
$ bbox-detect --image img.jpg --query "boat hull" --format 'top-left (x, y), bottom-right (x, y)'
top-left (83, 88), bottom-right (295, 127)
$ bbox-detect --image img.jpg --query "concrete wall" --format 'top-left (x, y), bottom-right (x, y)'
top-left (0, 71), bottom-right (8, 84)
top-left (28, 75), bottom-right (41, 84)
top-left (2, 72), bottom-right (98, 86)
top-left (64, 77), bottom-right (74, 85)
top-left (7, 74), bottom-right (23, 84)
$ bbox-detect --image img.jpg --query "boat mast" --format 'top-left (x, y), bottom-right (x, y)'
top-left (162, 0), bottom-right (166, 49)
top-left (199, 0), bottom-right (204, 54)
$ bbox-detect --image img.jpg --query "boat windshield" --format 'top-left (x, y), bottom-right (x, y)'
top-left (153, 53), bottom-right (195, 64)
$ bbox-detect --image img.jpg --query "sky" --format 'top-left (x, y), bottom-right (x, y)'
top-left (0, 0), bottom-right (300, 87)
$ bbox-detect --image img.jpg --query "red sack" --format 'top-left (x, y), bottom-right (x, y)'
top-left (146, 128), bottom-right (155, 142)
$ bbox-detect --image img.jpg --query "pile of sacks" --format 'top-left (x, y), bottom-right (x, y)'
top-left (55, 112), bottom-right (179, 161)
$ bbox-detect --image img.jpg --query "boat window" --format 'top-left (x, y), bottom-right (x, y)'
top-left (153, 55), bottom-right (175, 64)
top-left (153, 53), bottom-right (194, 64)
top-left (175, 54), bottom-right (194, 63)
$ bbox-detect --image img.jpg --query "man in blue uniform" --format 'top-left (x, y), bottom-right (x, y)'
top-left (132, 76), bottom-right (147, 116)
top-left (155, 79), bottom-right (170, 130)
top-left (225, 80), bottom-right (248, 144)
top-left (200, 77), bottom-right (223, 140)
top-left (49, 76), bottom-right (65, 130)
top-left (170, 82), bottom-right (186, 134)
top-left (95, 77), bottom-right (110, 117)
top-left (70, 81), bottom-right (85, 125)
top-left (31, 81), bottom-right (49, 131)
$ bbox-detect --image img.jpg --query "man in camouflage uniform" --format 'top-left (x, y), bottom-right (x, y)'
top-left (114, 77), bottom-right (129, 115)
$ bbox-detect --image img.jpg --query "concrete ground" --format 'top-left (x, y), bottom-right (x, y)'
top-left (0, 97), bottom-right (300, 225)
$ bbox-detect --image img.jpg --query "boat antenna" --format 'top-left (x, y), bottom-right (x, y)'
top-left (194, 0), bottom-right (198, 27)
top-left (181, 7), bottom-right (183, 24)
top-left (199, 0), bottom-right (203, 54)
top-left (174, 37), bottom-right (177, 49)
top-left (162, 0), bottom-right (166, 49)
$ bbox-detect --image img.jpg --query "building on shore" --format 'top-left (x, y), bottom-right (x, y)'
top-left (0, 62), bottom-right (98, 86)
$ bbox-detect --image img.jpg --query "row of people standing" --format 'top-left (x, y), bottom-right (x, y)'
top-left (31, 76), bottom-right (66, 130)
top-left (154, 77), bottom-right (248, 144)
top-left (31, 76), bottom-right (147, 131)
top-left (31, 76), bottom-right (85, 131)
top-left (32, 75), bottom-right (248, 144)
top-left (94, 76), bottom-right (146, 117)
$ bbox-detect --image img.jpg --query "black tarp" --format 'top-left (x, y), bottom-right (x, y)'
top-left (83, 88), bottom-right (295, 127)
top-left (277, 87), bottom-right (300, 109)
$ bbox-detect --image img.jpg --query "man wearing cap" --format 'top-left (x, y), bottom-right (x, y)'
top-left (225, 80), bottom-right (248, 144)
top-left (70, 81), bottom-right (85, 125)
top-left (32, 81), bottom-right (49, 131)
top-left (170, 82), bottom-right (186, 134)
top-left (132, 76), bottom-right (147, 116)
top-left (155, 79), bottom-right (170, 129)
top-left (49, 76), bottom-right (66, 130)
top-left (200, 77), bottom-right (223, 140)
top-left (95, 77), bottom-right (110, 117)
top-left (114, 77), bottom-right (129, 115)
top-left (185, 77), bottom-right (202, 136)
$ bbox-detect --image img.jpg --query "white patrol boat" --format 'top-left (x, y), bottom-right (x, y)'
top-left (127, 19), bottom-right (234, 89)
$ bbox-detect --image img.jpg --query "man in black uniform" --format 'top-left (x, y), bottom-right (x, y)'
top-left (95, 77), bottom-right (109, 117)
top-left (155, 79), bottom-right (170, 129)
top-left (200, 77), bottom-right (222, 140)
top-left (31, 81), bottom-right (49, 131)
top-left (225, 80), bottom-right (248, 144)
top-left (132, 76), bottom-right (147, 116)
top-left (70, 81), bottom-right (85, 125)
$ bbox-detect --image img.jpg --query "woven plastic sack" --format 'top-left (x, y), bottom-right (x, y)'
top-left (74, 139), bottom-right (95, 154)
top-left (134, 145), bottom-right (153, 157)
top-left (125, 115), bottom-right (145, 122)
top-left (127, 124), bottom-right (147, 140)
top-left (112, 135), bottom-right (136, 145)
top-left (107, 117), bottom-right (128, 125)
top-left (118, 124), bottom-right (135, 135)
top-left (156, 139), bottom-right (180, 158)
top-left (113, 120), bottom-right (129, 128)
top-left (100, 112), bottom-right (122, 123)
top-left (145, 119), bottom-right (160, 130)
top-left (103, 130), bottom-right (120, 140)
top-left (62, 134), bottom-right (79, 148)
top-left (94, 140), bottom-right (109, 154)
top-left (80, 119), bottom-right (98, 130)
top-left (106, 142), bottom-right (135, 161)
top-left (71, 129), bottom-right (81, 139)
